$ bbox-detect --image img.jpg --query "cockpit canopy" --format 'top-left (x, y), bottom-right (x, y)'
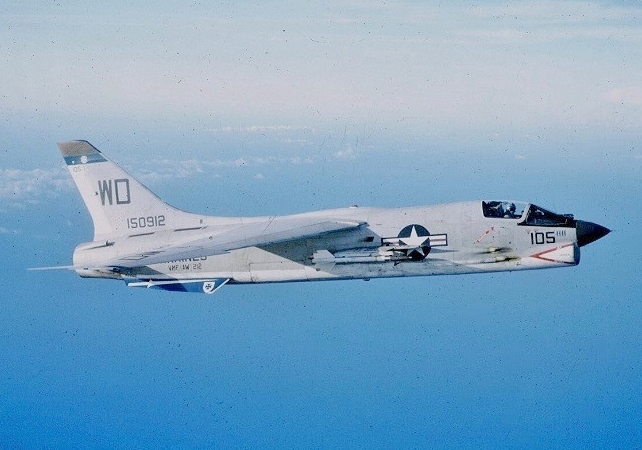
top-left (482, 201), bottom-right (575, 228)
top-left (482, 201), bottom-right (527, 219)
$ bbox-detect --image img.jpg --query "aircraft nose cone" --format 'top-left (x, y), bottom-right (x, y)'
top-left (576, 220), bottom-right (610, 247)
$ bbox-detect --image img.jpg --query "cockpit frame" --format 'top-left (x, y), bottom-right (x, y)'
top-left (482, 201), bottom-right (575, 228)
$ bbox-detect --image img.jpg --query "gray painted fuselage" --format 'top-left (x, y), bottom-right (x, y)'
top-left (55, 140), bottom-right (609, 294)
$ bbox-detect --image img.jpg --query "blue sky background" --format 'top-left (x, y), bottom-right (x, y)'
top-left (1, 1), bottom-right (641, 448)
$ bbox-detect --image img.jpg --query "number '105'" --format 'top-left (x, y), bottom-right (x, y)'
top-left (530, 231), bottom-right (556, 245)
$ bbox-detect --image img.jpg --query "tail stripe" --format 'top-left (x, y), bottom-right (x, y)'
top-left (60, 140), bottom-right (107, 165)
top-left (63, 153), bottom-right (107, 165)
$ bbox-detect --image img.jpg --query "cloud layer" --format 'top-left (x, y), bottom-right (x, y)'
top-left (0, 168), bottom-right (72, 205)
top-left (2, 1), bottom-right (641, 133)
top-left (0, 142), bottom-right (318, 205)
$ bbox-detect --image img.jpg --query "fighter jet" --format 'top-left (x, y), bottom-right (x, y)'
top-left (48, 140), bottom-right (609, 294)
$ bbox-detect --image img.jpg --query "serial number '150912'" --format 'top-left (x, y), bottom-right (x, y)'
top-left (127, 215), bottom-right (166, 229)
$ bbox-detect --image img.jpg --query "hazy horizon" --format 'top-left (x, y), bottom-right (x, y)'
top-left (1, 1), bottom-right (640, 448)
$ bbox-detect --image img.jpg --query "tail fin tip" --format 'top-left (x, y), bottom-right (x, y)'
top-left (58, 140), bottom-right (106, 166)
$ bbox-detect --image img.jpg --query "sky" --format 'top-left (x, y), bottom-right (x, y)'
top-left (1, 1), bottom-right (641, 448)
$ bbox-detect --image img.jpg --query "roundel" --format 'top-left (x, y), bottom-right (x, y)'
top-left (397, 224), bottom-right (432, 260)
top-left (203, 281), bottom-right (217, 294)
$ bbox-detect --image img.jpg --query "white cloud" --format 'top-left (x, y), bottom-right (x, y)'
top-left (0, 226), bottom-right (20, 235)
top-left (466, 1), bottom-right (642, 27)
top-left (332, 16), bottom-right (362, 26)
top-left (3, 1), bottom-right (642, 136)
top-left (0, 168), bottom-right (72, 204)
top-left (334, 144), bottom-right (357, 160)
top-left (605, 86), bottom-right (642, 106)
top-left (288, 156), bottom-right (315, 165)
top-left (133, 152), bottom-right (316, 182)
top-left (0, 148), bottom-right (318, 205)
top-left (216, 125), bottom-right (305, 134)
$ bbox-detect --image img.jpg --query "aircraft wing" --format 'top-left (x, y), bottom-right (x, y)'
top-left (107, 217), bottom-right (367, 268)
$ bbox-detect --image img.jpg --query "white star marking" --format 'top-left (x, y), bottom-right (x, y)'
top-left (399, 226), bottom-right (429, 248)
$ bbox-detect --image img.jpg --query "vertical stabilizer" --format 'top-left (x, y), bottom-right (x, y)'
top-left (59, 140), bottom-right (202, 240)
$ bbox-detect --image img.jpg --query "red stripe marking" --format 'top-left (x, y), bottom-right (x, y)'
top-left (531, 243), bottom-right (575, 264)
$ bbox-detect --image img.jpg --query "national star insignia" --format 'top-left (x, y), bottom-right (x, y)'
top-left (399, 225), bottom-right (429, 248)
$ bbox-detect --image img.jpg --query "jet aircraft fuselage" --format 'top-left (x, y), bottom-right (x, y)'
top-left (54, 141), bottom-right (610, 294)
